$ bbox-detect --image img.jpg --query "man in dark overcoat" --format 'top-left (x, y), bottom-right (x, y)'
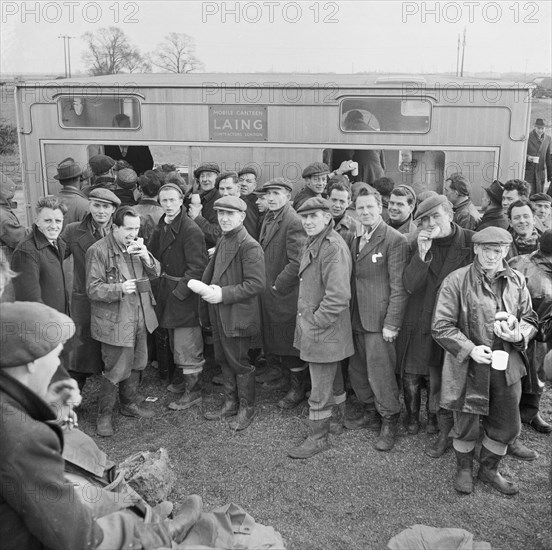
top-left (524, 118), bottom-right (552, 195)
top-left (200, 196), bottom-right (266, 430)
top-left (148, 183), bottom-right (209, 411)
top-left (258, 178), bottom-right (308, 407)
top-left (238, 167), bottom-right (261, 240)
top-left (54, 157), bottom-right (89, 226)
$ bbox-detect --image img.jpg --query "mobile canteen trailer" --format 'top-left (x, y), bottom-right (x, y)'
top-left (13, 73), bottom-right (533, 225)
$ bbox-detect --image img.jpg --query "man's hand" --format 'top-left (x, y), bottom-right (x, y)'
top-left (469, 345), bottom-right (492, 364)
top-left (494, 319), bottom-right (523, 343)
top-left (417, 229), bottom-right (435, 261)
top-left (202, 284), bottom-right (223, 304)
top-left (45, 379), bottom-right (81, 430)
top-left (122, 280), bottom-right (136, 294)
top-left (188, 203), bottom-right (202, 220)
top-left (382, 326), bottom-right (399, 342)
top-left (128, 240), bottom-right (151, 263)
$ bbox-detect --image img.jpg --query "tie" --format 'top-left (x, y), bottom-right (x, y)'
top-left (358, 229), bottom-right (371, 252)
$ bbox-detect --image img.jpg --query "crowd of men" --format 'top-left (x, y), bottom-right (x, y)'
top-left (1, 118), bottom-right (551, 507)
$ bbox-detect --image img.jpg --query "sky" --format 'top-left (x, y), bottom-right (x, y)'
top-left (1, 0), bottom-right (551, 76)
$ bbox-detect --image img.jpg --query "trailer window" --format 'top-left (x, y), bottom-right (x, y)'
top-left (340, 98), bottom-right (431, 133)
top-left (58, 96), bottom-right (140, 129)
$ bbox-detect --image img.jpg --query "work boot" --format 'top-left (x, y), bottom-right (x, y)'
top-left (164, 495), bottom-right (203, 543)
top-left (507, 438), bottom-right (539, 461)
top-left (477, 446), bottom-right (519, 495)
top-left (528, 412), bottom-right (552, 434)
top-left (119, 371), bottom-right (155, 418)
top-left (403, 376), bottom-right (421, 435)
top-left (345, 404), bottom-right (381, 431)
top-left (330, 401), bottom-right (346, 435)
top-left (167, 370), bottom-right (187, 394)
top-left (426, 409), bottom-right (454, 458)
top-left (374, 414), bottom-right (399, 452)
top-left (168, 373), bottom-right (203, 410)
top-left (288, 418), bottom-right (331, 459)
top-left (205, 366), bottom-right (238, 420)
top-left (426, 413), bottom-right (439, 434)
top-left (229, 370), bottom-right (256, 430)
top-left (453, 448), bottom-right (475, 494)
top-left (96, 377), bottom-right (118, 437)
top-left (277, 368), bottom-right (308, 409)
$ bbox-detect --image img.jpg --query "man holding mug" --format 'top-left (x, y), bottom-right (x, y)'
top-left (432, 227), bottom-right (538, 496)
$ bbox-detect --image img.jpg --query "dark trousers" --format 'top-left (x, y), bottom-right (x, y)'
top-left (212, 315), bottom-right (254, 376)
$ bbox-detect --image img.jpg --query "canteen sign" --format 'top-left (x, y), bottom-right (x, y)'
top-left (209, 106), bottom-right (267, 141)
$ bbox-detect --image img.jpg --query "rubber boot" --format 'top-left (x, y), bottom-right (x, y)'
top-left (426, 409), bottom-right (453, 458)
top-left (229, 370), bottom-right (256, 430)
top-left (119, 371), bottom-right (155, 418)
top-left (168, 372), bottom-right (203, 410)
top-left (330, 401), bottom-right (346, 435)
top-left (344, 404), bottom-right (381, 431)
top-left (477, 446), bottom-right (519, 495)
top-left (374, 414), bottom-right (399, 452)
top-left (403, 376), bottom-right (421, 435)
top-left (97, 377), bottom-right (118, 437)
top-left (288, 418), bottom-right (331, 459)
top-left (453, 448), bottom-right (475, 494)
top-left (507, 437), bottom-right (539, 461)
top-left (277, 368), bottom-right (308, 409)
top-left (205, 366), bottom-right (238, 420)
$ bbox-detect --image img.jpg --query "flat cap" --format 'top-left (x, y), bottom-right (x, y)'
top-left (261, 177), bottom-right (293, 193)
top-left (302, 162), bottom-right (330, 179)
top-left (530, 193), bottom-right (552, 204)
top-left (158, 183), bottom-right (184, 197)
top-left (484, 180), bottom-right (504, 205)
top-left (213, 196), bottom-right (247, 212)
top-left (238, 167), bottom-right (258, 178)
top-left (472, 227), bottom-right (513, 245)
top-left (116, 168), bottom-right (138, 189)
top-left (297, 197), bottom-right (331, 215)
top-left (215, 171), bottom-right (239, 187)
top-left (88, 187), bottom-right (121, 206)
top-left (393, 184), bottom-right (417, 201)
top-left (0, 302), bottom-right (75, 369)
top-left (54, 157), bottom-right (83, 181)
top-left (414, 194), bottom-right (450, 221)
top-left (193, 162), bottom-right (220, 180)
top-left (89, 155), bottom-right (116, 176)
top-left (253, 186), bottom-right (267, 195)
top-left (447, 173), bottom-right (471, 196)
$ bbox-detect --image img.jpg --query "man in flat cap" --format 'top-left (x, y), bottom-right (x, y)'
top-left (85, 154), bottom-right (116, 194)
top-left (395, 195), bottom-right (474, 452)
top-left (432, 227), bottom-right (538, 495)
top-left (288, 197), bottom-right (354, 458)
top-left (530, 192), bottom-right (552, 230)
top-left (238, 167), bottom-right (261, 240)
top-left (386, 184), bottom-right (417, 236)
top-left (61, 188), bottom-right (121, 391)
top-left (53, 157), bottom-right (89, 225)
top-left (149, 183), bottom-right (208, 412)
top-left (86, 206), bottom-right (161, 436)
top-left (443, 173), bottom-right (481, 231)
top-left (477, 180), bottom-right (509, 231)
top-left (188, 162), bottom-right (221, 248)
top-left (293, 162), bottom-right (330, 211)
top-left (200, 196), bottom-right (265, 430)
top-left (346, 188), bottom-right (408, 452)
top-left (259, 178), bottom-right (308, 405)
top-left (524, 118), bottom-right (552, 195)
top-left (114, 168), bottom-right (139, 206)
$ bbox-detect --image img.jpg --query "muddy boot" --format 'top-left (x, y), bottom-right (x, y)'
top-left (374, 414), bottom-right (399, 452)
top-left (330, 401), bottom-right (346, 435)
top-left (96, 377), bottom-right (118, 437)
top-left (119, 371), bottom-right (155, 418)
top-left (167, 369), bottom-right (187, 394)
top-left (345, 405), bottom-right (381, 431)
top-left (403, 375), bottom-right (421, 435)
top-left (277, 368), bottom-right (308, 409)
top-left (169, 372), bottom-right (203, 411)
top-left (229, 370), bottom-right (256, 430)
top-left (426, 409), bottom-right (454, 458)
top-left (205, 366), bottom-right (238, 420)
top-left (288, 418), bottom-right (331, 459)
top-left (454, 448), bottom-right (475, 494)
top-left (507, 437), bottom-right (539, 461)
top-left (477, 446), bottom-right (519, 495)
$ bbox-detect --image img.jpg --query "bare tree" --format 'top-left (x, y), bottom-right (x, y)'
top-left (82, 27), bottom-right (148, 75)
top-left (149, 33), bottom-right (204, 73)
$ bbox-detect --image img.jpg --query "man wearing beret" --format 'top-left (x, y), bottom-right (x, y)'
top-left (259, 178), bottom-right (308, 406)
top-left (188, 162), bottom-right (222, 248)
top-left (396, 195), bottom-right (474, 452)
top-left (149, 183), bottom-right (209, 412)
top-left (346, 188), bottom-right (408, 452)
top-left (61, 188), bottom-right (121, 391)
top-left (0, 303), bottom-right (206, 550)
top-left (238, 167), bottom-right (261, 241)
top-left (477, 180), bottom-right (509, 231)
top-left (293, 162), bottom-right (330, 211)
top-left (432, 227), bottom-right (538, 495)
top-left (200, 196), bottom-right (266, 430)
top-left (443, 173), bottom-right (481, 231)
top-left (86, 206), bottom-right (161, 436)
top-left (53, 157), bottom-right (89, 225)
top-left (524, 118), bottom-right (552, 195)
top-left (289, 197), bottom-right (354, 458)
top-left (530, 192), bottom-right (552, 230)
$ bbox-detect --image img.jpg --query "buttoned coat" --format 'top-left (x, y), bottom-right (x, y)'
top-left (259, 202), bottom-right (307, 356)
top-left (294, 223), bottom-right (354, 363)
top-left (524, 129), bottom-right (552, 191)
top-left (350, 221), bottom-right (408, 332)
top-left (86, 232), bottom-right (160, 347)
top-left (148, 210), bottom-right (208, 328)
top-left (201, 225), bottom-right (266, 337)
